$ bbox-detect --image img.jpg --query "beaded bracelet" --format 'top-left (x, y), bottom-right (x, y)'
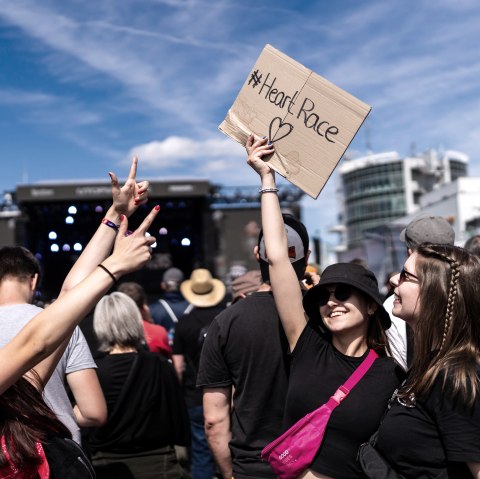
top-left (259, 187), bottom-right (279, 194)
top-left (101, 218), bottom-right (119, 231)
top-left (97, 264), bottom-right (117, 285)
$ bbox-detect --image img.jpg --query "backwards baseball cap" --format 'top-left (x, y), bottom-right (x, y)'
top-left (258, 214), bottom-right (309, 282)
top-left (400, 216), bottom-right (455, 248)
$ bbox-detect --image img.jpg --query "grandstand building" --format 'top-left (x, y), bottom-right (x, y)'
top-left (335, 149), bottom-right (468, 250)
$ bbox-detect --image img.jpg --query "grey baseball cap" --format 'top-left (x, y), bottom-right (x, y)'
top-left (400, 216), bottom-right (455, 247)
top-left (162, 267), bottom-right (184, 284)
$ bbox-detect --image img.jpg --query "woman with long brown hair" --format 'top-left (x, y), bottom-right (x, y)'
top-left (370, 244), bottom-right (480, 478)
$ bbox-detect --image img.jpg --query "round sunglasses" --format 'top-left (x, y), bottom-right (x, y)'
top-left (317, 284), bottom-right (353, 306)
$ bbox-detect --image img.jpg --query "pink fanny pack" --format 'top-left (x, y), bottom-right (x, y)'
top-left (261, 349), bottom-right (378, 479)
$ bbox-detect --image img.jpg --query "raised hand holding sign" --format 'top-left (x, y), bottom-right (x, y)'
top-left (219, 44), bottom-right (371, 199)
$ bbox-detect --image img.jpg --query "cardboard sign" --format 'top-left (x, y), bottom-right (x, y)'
top-left (219, 44), bottom-right (371, 199)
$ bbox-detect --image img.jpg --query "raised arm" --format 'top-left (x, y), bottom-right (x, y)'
top-left (246, 135), bottom-right (307, 350)
top-left (60, 156), bottom-right (149, 295)
top-left (29, 157), bottom-right (151, 388)
top-left (0, 207), bottom-right (159, 395)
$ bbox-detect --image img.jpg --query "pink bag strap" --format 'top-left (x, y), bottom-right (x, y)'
top-left (325, 349), bottom-right (378, 410)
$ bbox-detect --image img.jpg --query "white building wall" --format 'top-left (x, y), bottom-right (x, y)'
top-left (400, 177), bottom-right (480, 246)
top-left (332, 148), bottom-right (470, 258)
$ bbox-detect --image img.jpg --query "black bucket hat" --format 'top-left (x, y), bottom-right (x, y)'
top-left (303, 263), bottom-right (391, 330)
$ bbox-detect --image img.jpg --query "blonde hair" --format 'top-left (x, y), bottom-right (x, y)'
top-left (93, 292), bottom-right (145, 353)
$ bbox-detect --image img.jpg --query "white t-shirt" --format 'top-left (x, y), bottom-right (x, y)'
top-left (384, 294), bottom-right (408, 370)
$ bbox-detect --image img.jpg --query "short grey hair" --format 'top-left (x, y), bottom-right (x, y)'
top-left (93, 292), bottom-right (145, 353)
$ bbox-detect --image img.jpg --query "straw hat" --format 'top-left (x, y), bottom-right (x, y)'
top-left (180, 268), bottom-right (226, 308)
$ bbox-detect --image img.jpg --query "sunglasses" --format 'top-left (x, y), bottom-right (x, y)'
top-left (317, 284), bottom-right (353, 306)
top-left (399, 267), bottom-right (419, 283)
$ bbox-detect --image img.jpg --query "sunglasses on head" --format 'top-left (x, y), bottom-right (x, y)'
top-left (317, 284), bottom-right (353, 306)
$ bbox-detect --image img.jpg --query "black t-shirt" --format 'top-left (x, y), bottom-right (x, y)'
top-left (197, 291), bottom-right (290, 479)
top-left (377, 367), bottom-right (480, 478)
top-left (88, 351), bottom-right (190, 453)
top-left (284, 320), bottom-right (405, 479)
top-left (173, 303), bottom-right (226, 408)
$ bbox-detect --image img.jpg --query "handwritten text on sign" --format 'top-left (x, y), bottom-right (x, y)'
top-left (248, 69), bottom-right (339, 144)
top-left (218, 44), bottom-right (372, 199)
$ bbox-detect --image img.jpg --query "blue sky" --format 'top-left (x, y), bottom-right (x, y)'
top-left (1, 0), bottom-right (480, 247)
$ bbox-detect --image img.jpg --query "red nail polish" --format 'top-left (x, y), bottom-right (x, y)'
top-left (155, 205), bottom-right (160, 211)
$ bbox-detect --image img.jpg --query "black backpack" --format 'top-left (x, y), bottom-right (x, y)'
top-left (42, 436), bottom-right (96, 479)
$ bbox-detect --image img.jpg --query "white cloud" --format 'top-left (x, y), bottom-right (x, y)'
top-left (0, 88), bottom-right (55, 106)
top-left (128, 135), bottom-right (244, 166)
top-left (1, 0), bottom-right (480, 245)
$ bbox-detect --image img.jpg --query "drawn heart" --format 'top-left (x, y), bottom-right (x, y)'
top-left (269, 117), bottom-right (294, 144)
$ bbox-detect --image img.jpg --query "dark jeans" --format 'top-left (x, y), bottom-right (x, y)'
top-left (188, 406), bottom-right (214, 479)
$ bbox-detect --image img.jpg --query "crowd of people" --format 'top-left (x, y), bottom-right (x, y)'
top-left (0, 151), bottom-right (478, 479)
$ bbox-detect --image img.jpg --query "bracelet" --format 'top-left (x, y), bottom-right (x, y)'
top-left (101, 218), bottom-right (119, 231)
top-left (102, 217), bottom-right (133, 236)
top-left (97, 264), bottom-right (118, 285)
top-left (259, 187), bottom-right (279, 194)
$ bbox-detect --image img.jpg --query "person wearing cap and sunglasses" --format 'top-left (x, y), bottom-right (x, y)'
top-left (198, 214), bottom-right (310, 479)
top-left (246, 136), bottom-right (404, 479)
top-left (363, 244), bottom-right (480, 478)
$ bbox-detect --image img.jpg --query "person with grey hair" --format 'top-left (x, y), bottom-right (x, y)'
top-left (93, 292), bottom-right (146, 354)
top-left (117, 281), bottom-right (171, 358)
top-left (87, 291), bottom-right (191, 479)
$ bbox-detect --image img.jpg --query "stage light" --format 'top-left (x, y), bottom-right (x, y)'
top-left (181, 238), bottom-right (191, 246)
top-left (95, 205), bottom-right (103, 213)
top-left (62, 244), bottom-right (71, 252)
top-left (48, 231), bottom-right (57, 240)
top-left (65, 216), bottom-right (74, 224)
top-left (159, 227), bottom-right (168, 235)
top-left (68, 206), bottom-right (77, 214)
top-left (73, 243), bottom-right (83, 252)
top-left (50, 244), bottom-right (59, 253)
